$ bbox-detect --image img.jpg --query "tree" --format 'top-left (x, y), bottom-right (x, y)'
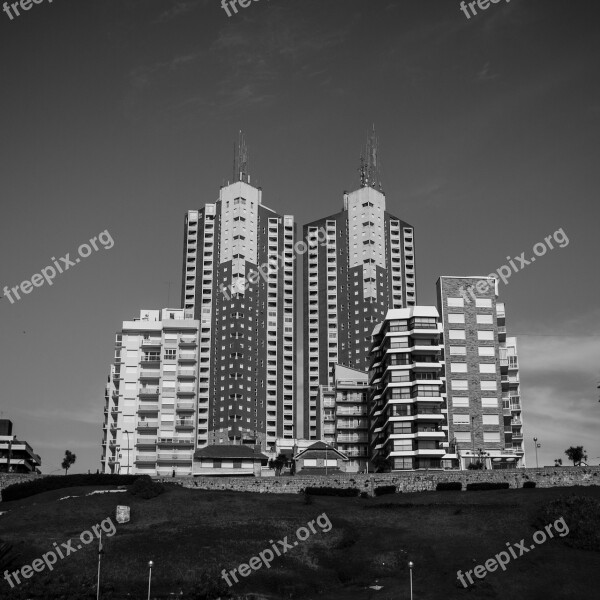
top-left (268, 453), bottom-right (288, 475)
top-left (372, 454), bottom-right (391, 473)
top-left (61, 450), bottom-right (77, 475)
top-left (554, 458), bottom-right (563, 467)
top-left (564, 446), bottom-right (588, 466)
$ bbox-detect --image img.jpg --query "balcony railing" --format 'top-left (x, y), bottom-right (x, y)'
top-left (135, 454), bottom-right (157, 462)
top-left (177, 386), bottom-right (196, 394)
top-left (176, 401), bottom-right (195, 411)
top-left (156, 452), bottom-right (193, 462)
top-left (139, 387), bottom-right (160, 396)
top-left (175, 420), bottom-right (194, 428)
top-left (336, 435), bottom-right (369, 443)
top-left (178, 352), bottom-right (197, 361)
top-left (137, 421), bottom-right (159, 429)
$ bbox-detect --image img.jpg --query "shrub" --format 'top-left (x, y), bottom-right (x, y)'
top-left (436, 481), bottom-right (462, 491)
top-left (374, 485), bottom-right (396, 496)
top-left (466, 482), bottom-right (510, 491)
top-left (359, 491), bottom-right (370, 499)
top-left (128, 475), bottom-right (165, 499)
top-left (535, 496), bottom-right (600, 551)
top-left (1, 474), bottom-right (140, 502)
top-left (304, 486), bottom-right (359, 497)
top-left (523, 481), bottom-right (537, 488)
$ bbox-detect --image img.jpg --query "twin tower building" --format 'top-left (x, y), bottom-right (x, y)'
top-left (101, 131), bottom-right (525, 476)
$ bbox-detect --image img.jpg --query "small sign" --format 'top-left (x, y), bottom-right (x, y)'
top-left (116, 505), bottom-right (130, 523)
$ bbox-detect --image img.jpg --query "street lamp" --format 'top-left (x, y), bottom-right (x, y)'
top-left (533, 437), bottom-right (540, 468)
top-left (124, 430), bottom-right (132, 475)
top-left (408, 561), bottom-right (414, 600)
top-left (147, 560), bottom-right (154, 600)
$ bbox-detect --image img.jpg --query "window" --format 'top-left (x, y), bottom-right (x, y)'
top-left (448, 314), bottom-right (465, 324)
top-left (453, 414), bottom-right (470, 425)
top-left (447, 297), bottom-right (464, 307)
top-left (477, 314), bottom-right (493, 325)
top-left (452, 396), bottom-right (469, 407)
top-left (454, 432), bottom-right (471, 443)
top-left (481, 381), bottom-right (497, 391)
top-left (476, 298), bottom-right (492, 308)
top-left (450, 346), bottom-right (466, 355)
top-left (478, 331), bottom-right (494, 341)
top-left (451, 380), bottom-right (468, 391)
top-left (478, 347), bottom-right (495, 357)
top-left (483, 432), bottom-right (500, 443)
top-left (451, 362), bottom-right (467, 373)
top-left (164, 349), bottom-right (176, 360)
top-left (449, 330), bottom-right (465, 340)
top-left (482, 398), bottom-right (498, 409)
top-left (479, 364), bottom-right (496, 374)
top-left (482, 415), bottom-right (499, 426)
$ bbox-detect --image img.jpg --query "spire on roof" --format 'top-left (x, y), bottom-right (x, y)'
top-left (233, 130), bottom-right (250, 184)
top-left (359, 124), bottom-right (383, 192)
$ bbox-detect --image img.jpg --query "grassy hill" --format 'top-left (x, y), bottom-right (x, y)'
top-left (1, 482), bottom-right (599, 599)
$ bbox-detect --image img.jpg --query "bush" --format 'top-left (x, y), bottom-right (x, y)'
top-left (1, 474), bottom-right (140, 502)
top-left (436, 481), bottom-right (462, 491)
top-left (359, 491), bottom-right (370, 499)
top-left (466, 482), bottom-right (510, 491)
top-left (374, 485), bottom-right (396, 496)
top-left (523, 481), bottom-right (537, 488)
top-left (304, 486), bottom-right (359, 497)
top-left (535, 496), bottom-right (600, 551)
top-left (128, 475), bottom-right (165, 499)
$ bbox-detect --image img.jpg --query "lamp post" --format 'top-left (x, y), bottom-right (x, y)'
top-left (147, 560), bottom-right (154, 600)
top-left (408, 561), bottom-right (414, 600)
top-left (124, 430), bottom-right (132, 475)
top-left (533, 437), bottom-right (540, 468)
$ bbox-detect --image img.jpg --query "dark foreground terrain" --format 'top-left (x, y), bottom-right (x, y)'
top-left (1, 482), bottom-right (599, 599)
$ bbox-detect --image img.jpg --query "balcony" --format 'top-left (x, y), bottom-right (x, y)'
top-left (179, 336), bottom-right (197, 346)
top-left (178, 368), bottom-right (196, 378)
top-left (141, 338), bottom-right (161, 348)
top-left (137, 402), bottom-right (159, 412)
top-left (139, 387), bottom-right (160, 397)
top-left (137, 420), bottom-right (159, 429)
top-left (176, 401), bottom-right (195, 411)
top-left (141, 356), bottom-right (161, 365)
top-left (177, 386), bottom-right (196, 395)
top-left (178, 352), bottom-right (197, 362)
top-left (175, 419), bottom-right (194, 429)
top-left (135, 453), bottom-right (157, 463)
top-left (136, 437), bottom-right (157, 446)
top-left (158, 436), bottom-right (194, 446)
top-left (336, 435), bottom-right (369, 443)
top-left (139, 369), bottom-right (161, 379)
top-left (156, 452), bottom-right (193, 462)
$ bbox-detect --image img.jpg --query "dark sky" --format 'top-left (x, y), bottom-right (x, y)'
top-left (1, 0), bottom-right (599, 473)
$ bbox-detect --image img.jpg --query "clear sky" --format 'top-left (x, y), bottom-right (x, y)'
top-left (1, 0), bottom-right (599, 473)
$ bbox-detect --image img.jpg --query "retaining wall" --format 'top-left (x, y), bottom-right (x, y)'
top-left (155, 466), bottom-right (600, 496)
top-left (0, 473), bottom-right (40, 501)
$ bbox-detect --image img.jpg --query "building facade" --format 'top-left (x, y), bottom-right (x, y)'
top-left (180, 135), bottom-right (297, 450)
top-left (319, 364), bottom-right (370, 472)
top-left (368, 307), bottom-right (448, 471)
top-left (101, 308), bottom-right (200, 476)
top-left (0, 420), bottom-right (41, 473)
top-left (303, 130), bottom-right (416, 439)
top-left (436, 276), bottom-right (525, 469)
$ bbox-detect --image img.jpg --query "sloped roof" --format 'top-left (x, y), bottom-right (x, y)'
top-left (294, 441), bottom-right (348, 461)
top-left (194, 445), bottom-right (268, 460)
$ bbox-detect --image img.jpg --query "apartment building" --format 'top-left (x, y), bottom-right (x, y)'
top-left (368, 307), bottom-right (448, 471)
top-left (101, 308), bottom-right (200, 476)
top-left (0, 419), bottom-right (41, 473)
top-left (436, 276), bottom-right (525, 469)
top-left (303, 128), bottom-right (416, 439)
top-left (180, 134), bottom-right (297, 450)
top-left (319, 364), bottom-right (370, 472)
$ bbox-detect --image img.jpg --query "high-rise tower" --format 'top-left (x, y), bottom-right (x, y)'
top-left (303, 128), bottom-right (416, 439)
top-left (181, 134), bottom-right (297, 450)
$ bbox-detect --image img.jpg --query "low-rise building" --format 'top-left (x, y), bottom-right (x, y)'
top-left (193, 445), bottom-right (268, 476)
top-left (0, 420), bottom-right (41, 474)
top-left (294, 441), bottom-right (348, 474)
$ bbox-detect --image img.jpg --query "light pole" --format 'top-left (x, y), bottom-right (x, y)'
top-left (124, 430), bottom-right (132, 475)
top-left (408, 561), bottom-right (414, 600)
top-left (533, 437), bottom-right (540, 468)
top-left (147, 561), bottom-right (154, 600)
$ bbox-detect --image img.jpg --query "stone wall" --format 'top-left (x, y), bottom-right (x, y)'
top-left (0, 473), bottom-right (40, 501)
top-left (1, 468), bottom-right (598, 502)
top-left (156, 466), bottom-right (600, 496)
